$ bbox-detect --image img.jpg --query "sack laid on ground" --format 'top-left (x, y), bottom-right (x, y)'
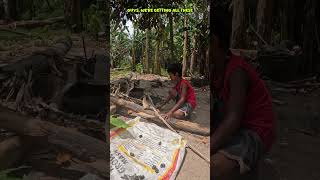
top-left (110, 116), bottom-right (187, 180)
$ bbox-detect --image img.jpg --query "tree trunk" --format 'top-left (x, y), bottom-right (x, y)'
top-left (105, 0), bottom-right (110, 51)
top-left (4, 0), bottom-right (17, 20)
top-left (256, 0), bottom-right (274, 44)
top-left (132, 26), bottom-right (136, 71)
top-left (190, 35), bottom-right (197, 76)
top-left (0, 106), bottom-right (108, 160)
top-left (64, 0), bottom-right (81, 31)
top-left (199, 47), bottom-right (206, 76)
top-left (231, 0), bottom-right (247, 48)
top-left (168, 13), bottom-right (175, 62)
top-left (280, 0), bottom-right (288, 40)
top-left (205, 46), bottom-right (209, 80)
top-left (0, 0), bottom-right (5, 19)
top-left (154, 38), bottom-right (161, 75)
top-left (182, 16), bottom-right (189, 77)
top-left (64, 0), bottom-right (72, 27)
top-left (144, 28), bottom-right (150, 73)
top-left (303, 0), bottom-right (317, 74)
top-left (71, 0), bottom-right (81, 32)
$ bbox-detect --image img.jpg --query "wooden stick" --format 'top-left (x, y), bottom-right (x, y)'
top-left (249, 24), bottom-right (269, 46)
top-left (147, 95), bottom-right (210, 164)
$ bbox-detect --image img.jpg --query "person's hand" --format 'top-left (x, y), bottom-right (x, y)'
top-left (156, 104), bottom-right (163, 111)
top-left (164, 111), bottom-right (173, 121)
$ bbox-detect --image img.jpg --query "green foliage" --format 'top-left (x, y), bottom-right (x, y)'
top-left (110, 70), bottom-right (131, 80)
top-left (83, 4), bottom-right (104, 35)
top-left (111, 0), bottom-right (209, 76)
top-left (111, 21), bottom-right (132, 68)
top-left (20, 0), bottom-right (64, 20)
top-left (110, 116), bottom-right (130, 129)
top-left (0, 166), bottom-right (29, 180)
top-left (161, 67), bottom-right (169, 77)
top-left (135, 63), bottom-right (144, 74)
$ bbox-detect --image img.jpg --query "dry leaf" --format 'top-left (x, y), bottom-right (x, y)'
top-left (56, 152), bottom-right (72, 165)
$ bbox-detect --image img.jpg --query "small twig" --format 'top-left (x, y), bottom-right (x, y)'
top-left (290, 128), bottom-right (316, 137)
top-left (249, 24), bottom-right (269, 46)
top-left (147, 95), bottom-right (210, 164)
top-left (80, 66), bottom-right (93, 78)
top-left (5, 87), bottom-right (15, 102)
top-left (272, 99), bottom-right (287, 105)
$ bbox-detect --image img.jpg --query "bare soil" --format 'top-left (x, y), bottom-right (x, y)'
top-left (259, 89), bottom-right (320, 180)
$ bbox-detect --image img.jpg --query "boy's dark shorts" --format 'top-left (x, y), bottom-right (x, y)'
top-left (216, 129), bottom-right (264, 174)
top-left (175, 93), bottom-right (193, 119)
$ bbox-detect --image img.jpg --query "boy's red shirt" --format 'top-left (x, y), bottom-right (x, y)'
top-left (215, 54), bottom-right (275, 151)
top-left (175, 79), bottom-right (197, 109)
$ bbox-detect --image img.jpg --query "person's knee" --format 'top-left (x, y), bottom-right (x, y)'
top-left (173, 110), bottom-right (185, 119)
top-left (212, 153), bottom-right (239, 179)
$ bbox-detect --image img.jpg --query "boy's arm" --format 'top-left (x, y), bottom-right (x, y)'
top-left (157, 89), bottom-right (174, 109)
top-left (212, 68), bottom-right (248, 154)
top-left (164, 83), bottom-right (188, 120)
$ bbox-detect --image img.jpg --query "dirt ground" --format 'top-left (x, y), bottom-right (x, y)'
top-left (259, 88), bottom-right (320, 180)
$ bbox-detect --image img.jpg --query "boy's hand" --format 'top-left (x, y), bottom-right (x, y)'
top-left (164, 111), bottom-right (173, 121)
top-left (156, 104), bottom-right (163, 110)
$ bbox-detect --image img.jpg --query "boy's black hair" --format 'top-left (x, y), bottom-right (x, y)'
top-left (167, 63), bottom-right (182, 77)
top-left (210, 2), bottom-right (233, 52)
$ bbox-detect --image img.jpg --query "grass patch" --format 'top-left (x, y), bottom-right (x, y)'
top-left (111, 69), bottom-right (131, 80)
top-left (161, 68), bottom-right (169, 77)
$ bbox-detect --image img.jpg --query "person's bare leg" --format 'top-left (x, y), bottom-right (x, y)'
top-left (212, 152), bottom-right (241, 180)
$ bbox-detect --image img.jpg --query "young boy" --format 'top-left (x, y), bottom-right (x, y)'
top-left (211, 6), bottom-right (275, 180)
top-left (157, 63), bottom-right (196, 121)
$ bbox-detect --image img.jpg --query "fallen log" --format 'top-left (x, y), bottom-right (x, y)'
top-left (0, 28), bottom-right (33, 37)
top-left (0, 16), bottom-right (64, 29)
top-left (110, 104), bottom-right (117, 114)
top-left (0, 106), bottom-right (107, 161)
top-left (111, 97), bottom-right (210, 136)
top-left (0, 37), bottom-right (72, 77)
top-left (0, 136), bottom-right (26, 170)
